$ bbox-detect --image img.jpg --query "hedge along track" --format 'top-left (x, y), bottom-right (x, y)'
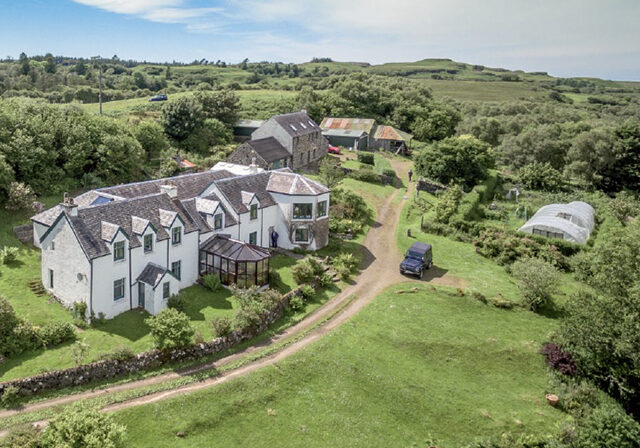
top-left (0, 159), bottom-right (414, 437)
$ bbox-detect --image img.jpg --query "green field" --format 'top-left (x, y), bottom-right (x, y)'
top-left (111, 284), bottom-right (565, 447)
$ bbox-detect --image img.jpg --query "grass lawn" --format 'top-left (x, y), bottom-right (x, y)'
top-left (396, 194), bottom-right (522, 301)
top-left (111, 284), bottom-right (566, 448)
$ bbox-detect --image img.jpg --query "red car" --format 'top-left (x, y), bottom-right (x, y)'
top-left (328, 145), bottom-right (341, 155)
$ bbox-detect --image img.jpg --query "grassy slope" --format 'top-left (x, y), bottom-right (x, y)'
top-left (112, 284), bottom-right (565, 448)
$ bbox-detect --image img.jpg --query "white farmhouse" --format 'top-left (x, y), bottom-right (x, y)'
top-left (31, 168), bottom-right (330, 319)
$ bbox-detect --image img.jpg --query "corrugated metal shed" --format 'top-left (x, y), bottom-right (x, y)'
top-left (373, 125), bottom-right (413, 142)
top-left (320, 117), bottom-right (376, 135)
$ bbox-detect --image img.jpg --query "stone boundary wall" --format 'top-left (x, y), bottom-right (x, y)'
top-left (13, 224), bottom-right (33, 245)
top-left (0, 286), bottom-right (304, 399)
top-left (416, 179), bottom-right (447, 194)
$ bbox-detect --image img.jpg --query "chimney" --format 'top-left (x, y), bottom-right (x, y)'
top-left (160, 184), bottom-right (178, 198)
top-left (60, 192), bottom-right (78, 217)
top-left (249, 158), bottom-right (259, 174)
top-left (301, 109), bottom-right (307, 114)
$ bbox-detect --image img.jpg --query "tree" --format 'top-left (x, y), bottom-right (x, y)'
top-left (0, 154), bottom-right (14, 198)
top-left (133, 121), bottom-right (169, 161)
top-left (516, 162), bottom-right (562, 191)
top-left (74, 60), bottom-right (87, 75)
top-left (44, 53), bottom-right (56, 74)
top-left (18, 52), bottom-right (29, 76)
top-left (194, 89), bottom-right (239, 126)
top-left (180, 118), bottom-right (233, 154)
top-left (133, 72), bottom-right (147, 89)
top-left (565, 128), bottom-right (616, 189)
top-left (318, 157), bottom-right (344, 189)
top-left (510, 257), bottom-right (559, 311)
top-left (571, 403), bottom-right (640, 448)
top-left (41, 403), bottom-right (126, 448)
top-left (470, 117), bottom-right (504, 146)
top-left (413, 135), bottom-right (494, 190)
top-left (145, 308), bottom-right (194, 350)
top-left (161, 97), bottom-right (205, 142)
top-left (434, 185), bottom-right (463, 224)
top-left (5, 182), bottom-right (35, 211)
top-left (497, 124), bottom-right (570, 170)
top-left (410, 104), bottom-right (461, 142)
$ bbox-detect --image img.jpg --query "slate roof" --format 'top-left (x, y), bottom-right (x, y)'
top-left (272, 111), bottom-right (320, 137)
top-left (373, 125), bottom-right (413, 141)
top-left (137, 263), bottom-right (171, 287)
top-left (200, 235), bottom-right (270, 262)
top-left (319, 117), bottom-right (376, 135)
top-left (245, 137), bottom-right (291, 162)
top-left (78, 170), bottom-right (235, 202)
top-left (267, 170), bottom-right (330, 196)
top-left (214, 171), bottom-right (277, 214)
top-left (63, 193), bottom-right (198, 260)
top-left (32, 205), bottom-right (64, 226)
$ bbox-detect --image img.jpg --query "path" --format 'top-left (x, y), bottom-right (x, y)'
top-left (0, 158), bottom-right (453, 434)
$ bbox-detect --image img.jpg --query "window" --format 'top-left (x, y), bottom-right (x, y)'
top-left (171, 260), bottom-right (181, 280)
top-left (317, 200), bottom-right (328, 218)
top-left (295, 228), bottom-right (309, 242)
top-left (249, 231), bottom-right (257, 245)
top-left (163, 282), bottom-right (170, 299)
top-left (143, 233), bottom-right (153, 253)
top-left (293, 203), bottom-right (313, 220)
top-left (250, 204), bottom-right (258, 220)
top-left (113, 278), bottom-right (125, 301)
top-left (272, 160), bottom-right (281, 169)
top-left (48, 269), bottom-right (54, 288)
top-left (214, 213), bottom-right (223, 230)
top-left (172, 226), bottom-right (182, 245)
top-left (113, 241), bottom-right (125, 261)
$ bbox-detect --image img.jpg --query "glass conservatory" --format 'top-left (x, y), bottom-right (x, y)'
top-left (199, 235), bottom-right (270, 287)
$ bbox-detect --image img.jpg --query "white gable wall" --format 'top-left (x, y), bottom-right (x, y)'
top-left (40, 218), bottom-right (90, 309)
top-left (91, 231), bottom-right (131, 319)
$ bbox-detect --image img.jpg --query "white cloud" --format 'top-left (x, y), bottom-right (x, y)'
top-left (72, 0), bottom-right (184, 15)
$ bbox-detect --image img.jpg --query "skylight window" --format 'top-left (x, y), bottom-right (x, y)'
top-left (289, 124), bottom-right (297, 131)
top-left (308, 120), bottom-right (315, 127)
top-left (300, 122), bottom-right (307, 129)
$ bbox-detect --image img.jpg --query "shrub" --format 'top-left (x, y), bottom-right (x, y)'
top-left (292, 257), bottom-right (324, 285)
top-left (0, 424), bottom-right (42, 447)
top-left (202, 273), bottom-right (222, 292)
top-left (471, 291), bottom-right (487, 304)
top-left (103, 346), bottom-right (135, 362)
top-left (0, 247), bottom-right (19, 264)
top-left (540, 343), bottom-right (578, 376)
top-left (0, 385), bottom-right (19, 409)
top-left (299, 284), bottom-right (315, 301)
top-left (38, 322), bottom-right (76, 347)
top-left (232, 286), bottom-right (282, 334)
top-left (571, 403), bottom-right (640, 448)
top-left (145, 308), bottom-right (194, 350)
top-left (5, 182), bottom-right (36, 211)
top-left (334, 263), bottom-right (352, 281)
top-left (510, 257), bottom-right (559, 311)
top-left (0, 296), bottom-right (20, 355)
top-left (318, 273), bottom-right (334, 288)
top-left (434, 186), bottom-right (463, 224)
top-left (71, 339), bottom-right (89, 366)
top-left (41, 403), bottom-right (126, 448)
top-left (167, 294), bottom-right (186, 312)
top-left (72, 301), bottom-right (87, 320)
top-left (349, 168), bottom-right (381, 184)
top-left (489, 294), bottom-right (514, 309)
top-left (288, 295), bottom-right (305, 312)
top-left (211, 316), bottom-right (232, 338)
top-left (357, 151), bottom-right (374, 165)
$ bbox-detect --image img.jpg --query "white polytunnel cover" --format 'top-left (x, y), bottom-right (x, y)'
top-left (518, 201), bottom-right (595, 244)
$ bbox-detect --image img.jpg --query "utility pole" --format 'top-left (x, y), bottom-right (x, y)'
top-left (91, 56), bottom-right (103, 115)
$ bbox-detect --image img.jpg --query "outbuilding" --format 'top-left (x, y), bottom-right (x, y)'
top-left (321, 128), bottom-right (368, 150)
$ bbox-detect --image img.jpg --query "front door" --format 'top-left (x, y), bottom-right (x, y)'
top-left (138, 282), bottom-right (145, 309)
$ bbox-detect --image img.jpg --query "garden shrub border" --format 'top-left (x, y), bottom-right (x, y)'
top-left (0, 283), bottom-right (312, 401)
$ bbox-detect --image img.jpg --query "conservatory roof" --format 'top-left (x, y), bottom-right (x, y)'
top-left (200, 235), bottom-right (270, 262)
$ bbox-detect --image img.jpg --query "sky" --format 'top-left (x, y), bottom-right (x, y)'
top-left (0, 0), bottom-right (638, 80)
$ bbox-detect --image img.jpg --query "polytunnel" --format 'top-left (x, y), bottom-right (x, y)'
top-left (518, 201), bottom-right (595, 244)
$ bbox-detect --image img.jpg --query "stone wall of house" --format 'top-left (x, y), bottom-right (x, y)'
top-left (291, 133), bottom-right (328, 170)
top-left (0, 286), bottom-right (305, 399)
top-left (227, 143), bottom-right (270, 169)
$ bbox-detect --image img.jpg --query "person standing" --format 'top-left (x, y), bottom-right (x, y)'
top-left (408, 169), bottom-right (413, 182)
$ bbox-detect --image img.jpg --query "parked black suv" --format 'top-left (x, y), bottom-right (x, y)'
top-left (399, 242), bottom-right (433, 278)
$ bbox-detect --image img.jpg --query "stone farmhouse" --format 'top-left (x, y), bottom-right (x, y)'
top-left (319, 117), bottom-right (413, 153)
top-left (31, 168), bottom-right (330, 319)
top-left (228, 111), bottom-right (328, 171)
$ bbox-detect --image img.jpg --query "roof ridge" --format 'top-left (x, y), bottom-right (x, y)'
top-left (95, 169), bottom-right (233, 193)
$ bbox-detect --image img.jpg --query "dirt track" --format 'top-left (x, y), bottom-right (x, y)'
top-left (0, 158), bottom-right (463, 434)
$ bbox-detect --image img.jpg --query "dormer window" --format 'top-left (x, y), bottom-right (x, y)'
top-left (113, 241), bottom-right (125, 261)
top-left (144, 233), bottom-right (153, 253)
top-left (250, 204), bottom-right (258, 220)
top-left (172, 227), bottom-right (182, 245)
top-left (214, 213), bottom-right (223, 230)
